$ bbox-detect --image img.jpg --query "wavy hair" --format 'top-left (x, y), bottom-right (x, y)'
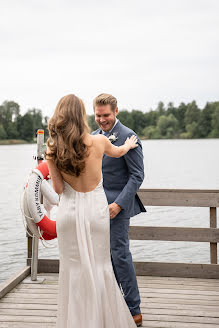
top-left (45, 94), bottom-right (90, 177)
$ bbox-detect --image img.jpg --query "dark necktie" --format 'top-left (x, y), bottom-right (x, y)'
top-left (103, 131), bottom-right (110, 137)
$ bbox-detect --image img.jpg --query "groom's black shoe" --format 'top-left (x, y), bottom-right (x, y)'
top-left (133, 314), bottom-right (142, 327)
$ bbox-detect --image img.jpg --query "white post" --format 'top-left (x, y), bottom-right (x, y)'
top-left (31, 129), bottom-right (44, 281)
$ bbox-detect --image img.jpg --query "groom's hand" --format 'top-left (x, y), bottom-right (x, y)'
top-left (109, 203), bottom-right (122, 219)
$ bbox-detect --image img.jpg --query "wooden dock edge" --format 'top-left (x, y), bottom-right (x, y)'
top-left (27, 258), bottom-right (219, 279)
top-left (0, 266), bottom-right (30, 299)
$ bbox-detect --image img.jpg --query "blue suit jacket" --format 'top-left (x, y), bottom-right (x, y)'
top-left (92, 120), bottom-right (146, 219)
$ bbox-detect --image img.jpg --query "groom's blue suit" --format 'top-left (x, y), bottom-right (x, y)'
top-left (92, 120), bottom-right (146, 316)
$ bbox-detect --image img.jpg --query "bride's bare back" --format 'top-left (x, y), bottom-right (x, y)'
top-left (47, 133), bottom-right (137, 194)
top-left (61, 135), bottom-right (105, 193)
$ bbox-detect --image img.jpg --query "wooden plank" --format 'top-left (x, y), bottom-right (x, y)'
top-left (11, 284), bottom-right (219, 297)
top-left (139, 189), bottom-right (219, 193)
top-left (37, 273), bottom-right (58, 277)
top-left (5, 293), bottom-right (57, 299)
top-left (138, 275), bottom-right (219, 286)
top-left (0, 315), bottom-right (56, 323)
top-left (137, 279), bottom-right (219, 287)
top-left (140, 297), bottom-right (219, 305)
top-left (140, 321), bottom-right (219, 328)
top-left (134, 261), bottom-right (219, 278)
top-left (2, 301), bottom-right (215, 314)
top-left (16, 284), bottom-right (58, 290)
top-left (140, 307), bottom-right (219, 318)
top-left (27, 259), bottom-right (59, 273)
top-left (0, 298), bottom-right (57, 305)
top-left (4, 295), bottom-right (218, 306)
top-left (138, 282), bottom-right (219, 291)
top-left (22, 276), bottom-right (58, 284)
top-left (137, 275), bottom-right (219, 283)
top-left (129, 226), bottom-right (219, 242)
top-left (10, 288), bottom-right (57, 296)
top-left (140, 302), bottom-right (219, 311)
top-left (0, 267), bottom-right (31, 299)
top-left (28, 259), bottom-right (219, 278)
top-left (141, 313), bottom-right (219, 325)
top-left (10, 289), bottom-right (57, 295)
top-left (0, 303), bottom-right (57, 310)
top-left (140, 292), bottom-right (219, 300)
top-left (139, 287), bottom-right (219, 297)
top-left (0, 321), bottom-right (217, 328)
top-left (138, 189), bottom-right (219, 207)
top-left (2, 308), bottom-right (218, 324)
top-left (210, 207), bottom-right (217, 264)
top-left (0, 323), bottom-right (55, 328)
top-left (3, 295), bottom-right (218, 306)
top-left (0, 309), bottom-right (56, 316)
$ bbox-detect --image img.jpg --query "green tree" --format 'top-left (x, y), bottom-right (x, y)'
top-left (0, 124), bottom-right (7, 139)
top-left (87, 114), bottom-right (98, 131)
top-left (198, 102), bottom-right (214, 138)
top-left (129, 110), bottom-right (147, 135)
top-left (0, 101), bottom-right (20, 139)
top-left (144, 110), bottom-right (159, 126)
top-left (184, 101), bottom-right (200, 125)
top-left (117, 110), bottom-right (133, 129)
top-left (7, 122), bottom-right (19, 139)
top-left (166, 102), bottom-right (176, 116)
top-left (17, 113), bottom-right (34, 141)
top-left (157, 114), bottom-right (178, 138)
top-left (210, 105), bottom-right (219, 137)
top-left (27, 108), bottom-right (44, 137)
top-left (185, 122), bottom-right (199, 138)
top-left (142, 126), bottom-right (160, 139)
top-left (43, 116), bottom-right (49, 140)
top-left (184, 101), bottom-right (201, 138)
top-left (175, 102), bottom-right (187, 133)
top-left (156, 101), bottom-right (165, 115)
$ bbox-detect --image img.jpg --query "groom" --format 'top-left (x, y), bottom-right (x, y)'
top-left (92, 93), bottom-right (146, 327)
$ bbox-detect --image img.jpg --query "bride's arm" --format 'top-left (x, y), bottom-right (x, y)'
top-left (102, 135), bottom-right (138, 158)
top-left (46, 147), bottom-right (64, 194)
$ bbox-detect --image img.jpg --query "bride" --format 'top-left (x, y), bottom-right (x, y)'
top-left (45, 94), bottom-right (138, 328)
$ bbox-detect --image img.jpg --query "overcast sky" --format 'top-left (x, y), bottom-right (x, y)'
top-left (0, 0), bottom-right (219, 116)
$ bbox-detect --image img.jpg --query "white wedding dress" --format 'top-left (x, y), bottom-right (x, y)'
top-left (56, 178), bottom-right (136, 328)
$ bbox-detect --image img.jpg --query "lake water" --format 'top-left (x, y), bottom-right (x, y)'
top-left (0, 139), bottom-right (219, 283)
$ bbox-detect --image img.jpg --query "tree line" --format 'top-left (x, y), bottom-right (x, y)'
top-left (0, 101), bottom-right (48, 141)
top-left (89, 101), bottom-right (219, 139)
top-left (1, 100), bottom-right (219, 142)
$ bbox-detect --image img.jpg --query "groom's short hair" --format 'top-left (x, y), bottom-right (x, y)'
top-left (93, 93), bottom-right (117, 112)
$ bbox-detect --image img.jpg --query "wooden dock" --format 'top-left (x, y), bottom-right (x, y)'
top-left (1, 273), bottom-right (219, 327)
top-left (1, 187), bottom-right (219, 327)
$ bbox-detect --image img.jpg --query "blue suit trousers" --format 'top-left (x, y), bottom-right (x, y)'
top-left (110, 217), bottom-right (141, 316)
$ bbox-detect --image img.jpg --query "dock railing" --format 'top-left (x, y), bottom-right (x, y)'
top-left (27, 188), bottom-right (219, 279)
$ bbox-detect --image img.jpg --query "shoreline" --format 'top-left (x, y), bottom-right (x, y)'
top-left (0, 139), bottom-right (35, 145)
top-left (1, 138), bottom-right (219, 145)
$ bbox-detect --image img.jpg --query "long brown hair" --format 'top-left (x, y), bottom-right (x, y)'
top-left (45, 94), bottom-right (90, 177)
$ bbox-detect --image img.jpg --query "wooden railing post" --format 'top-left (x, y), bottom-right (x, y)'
top-left (210, 207), bottom-right (217, 264)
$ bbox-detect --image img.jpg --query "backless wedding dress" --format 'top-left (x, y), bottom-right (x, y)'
top-left (56, 178), bottom-right (136, 328)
